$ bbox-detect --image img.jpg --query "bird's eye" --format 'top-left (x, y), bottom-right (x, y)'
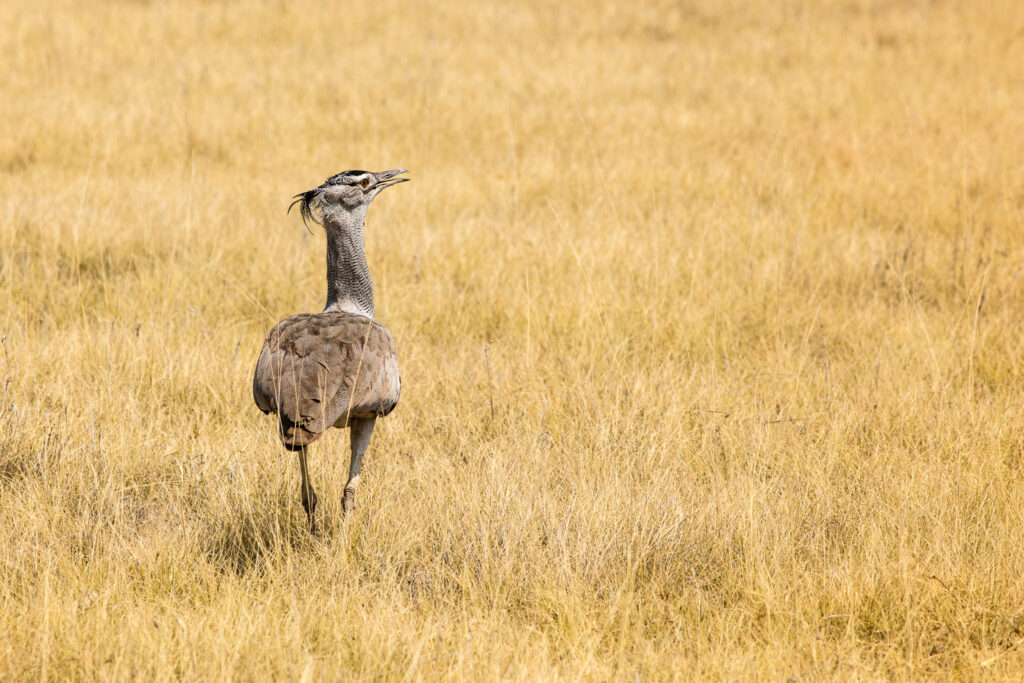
top-left (359, 178), bottom-right (370, 189)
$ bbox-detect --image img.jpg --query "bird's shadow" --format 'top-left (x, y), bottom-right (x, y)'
top-left (201, 503), bottom-right (333, 577)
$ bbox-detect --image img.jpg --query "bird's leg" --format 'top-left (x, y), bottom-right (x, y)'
top-left (298, 446), bottom-right (318, 532)
top-left (343, 417), bottom-right (376, 514)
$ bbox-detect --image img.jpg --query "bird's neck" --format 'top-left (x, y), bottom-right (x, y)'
top-left (322, 210), bottom-right (374, 318)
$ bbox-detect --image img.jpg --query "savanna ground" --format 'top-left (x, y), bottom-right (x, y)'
top-left (2, 0), bottom-right (1023, 679)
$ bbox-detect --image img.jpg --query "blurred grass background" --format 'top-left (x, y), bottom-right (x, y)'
top-left (2, 0), bottom-right (1024, 678)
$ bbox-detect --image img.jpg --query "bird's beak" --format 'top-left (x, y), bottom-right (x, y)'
top-left (375, 169), bottom-right (410, 189)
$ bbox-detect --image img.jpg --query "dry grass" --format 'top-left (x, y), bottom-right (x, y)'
top-left (2, 0), bottom-right (1024, 678)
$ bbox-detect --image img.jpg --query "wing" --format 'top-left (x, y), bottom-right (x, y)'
top-left (252, 312), bottom-right (400, 449)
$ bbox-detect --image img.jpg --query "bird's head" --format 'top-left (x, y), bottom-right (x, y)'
top-left (289, 169), bottom-right (409, 228)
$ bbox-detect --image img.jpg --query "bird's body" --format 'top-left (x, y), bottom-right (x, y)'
top-left (252, 168), bottom-right (408, 529)
top-left (253, 311), bottom-right (400, 449)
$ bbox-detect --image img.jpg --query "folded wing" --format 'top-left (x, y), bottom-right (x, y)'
top-left (253, 312), bottom-right (400, 450)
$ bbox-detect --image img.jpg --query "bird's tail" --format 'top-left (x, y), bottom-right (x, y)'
top-left (277, 414), bottom-right (323, 451)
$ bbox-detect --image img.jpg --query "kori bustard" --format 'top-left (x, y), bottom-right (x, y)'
top-left (253, 169), bottom-right (407, 531)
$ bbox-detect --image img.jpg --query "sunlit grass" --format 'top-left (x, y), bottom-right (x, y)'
top-left (2, 0), bottom-right (1024, 678)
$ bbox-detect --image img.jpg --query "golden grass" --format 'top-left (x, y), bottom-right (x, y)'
top-left (2, 0), bottom-right (1024, 678)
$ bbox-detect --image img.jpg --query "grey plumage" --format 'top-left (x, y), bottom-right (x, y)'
top-left (253, 169), bottom-right (408, 529)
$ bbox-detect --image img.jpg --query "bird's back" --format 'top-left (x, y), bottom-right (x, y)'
top-left (253, 311), bottom-right (400, 450)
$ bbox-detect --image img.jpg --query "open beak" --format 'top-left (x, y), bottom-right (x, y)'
top-left (375, 168), bottom-right (409, 189)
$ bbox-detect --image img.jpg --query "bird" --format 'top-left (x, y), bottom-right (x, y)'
top-left (252, 169), bottom-right (408, 531)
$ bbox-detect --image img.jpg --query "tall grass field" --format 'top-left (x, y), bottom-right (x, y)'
top-left (2, 0), bottom-right (1024, 678)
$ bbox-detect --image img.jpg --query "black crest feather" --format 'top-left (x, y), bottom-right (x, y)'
top-left (288, 188), bottom-right (321, 229)
top-left (327, 170), bottom-right (368, 184)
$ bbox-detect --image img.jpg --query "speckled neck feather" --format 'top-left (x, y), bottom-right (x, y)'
top-left (322, 206), bottom-right (374, 318)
